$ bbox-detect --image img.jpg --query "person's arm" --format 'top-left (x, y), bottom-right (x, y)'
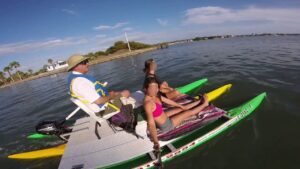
top-left (93, 95), bottom-right (112, 105)
top-left (160, 81), bottom-right (177, 93)
top-left (109, 90), bottom-right (130, 98)
top-left (161, 96), bottom-right (186, 110)
top-left (93, 90), bottom-right (127, 105)
top-left (160, 87), bottom-right (173, 93)
top-left (144, 101), bottom-right (160, 148)
top-left (160, 81), bottom-right (170, 89)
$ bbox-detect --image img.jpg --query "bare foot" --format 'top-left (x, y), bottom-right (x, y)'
top-left (202, 94), bottom-right (209, 107)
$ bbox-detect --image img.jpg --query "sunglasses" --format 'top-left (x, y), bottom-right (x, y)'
top-left (80, 60), bottom-right (89, 65)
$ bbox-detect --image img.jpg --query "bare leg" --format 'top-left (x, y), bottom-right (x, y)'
top-left (171, 96), bottom-right (209, 127)
top-left (165, 108), bottom-right (183, 118)
top-left (165, 90), bottom-right (184, 100)
top-left (165, 100), bottom-right (200, 117)
top-left (160, 82), bottom-right (183, 100)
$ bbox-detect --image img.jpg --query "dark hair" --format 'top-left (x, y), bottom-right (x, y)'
top-left (143, 76), bottom-right (162, 99)
top-left (143, 58), bottom-right (154, 73)
top-left (143, 76), bottom-right (158, 89)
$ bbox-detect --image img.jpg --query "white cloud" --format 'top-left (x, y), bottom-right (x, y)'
top-left (95, 34), bottom-right (107, 38)
top-left (61, 9), bottom-right (76, 15)
top-left (122, 27), bottom-right (133, 32)
top-left (91, 32), bottom-right (156, 50)
top-left (157, 18), bottom-right (168, 26)
top-left (94, 22), bottom-right (129, 30)
top-left (113, 31), bottom-right (187, 44)
top-left (3, 6), bottom-right (300, 69)
top-left (184, 6), bottom-right (300, 25)
top-left (93, 35), bottom-right (125, 46)
top-left (0, 37), bottom-right (87, 56)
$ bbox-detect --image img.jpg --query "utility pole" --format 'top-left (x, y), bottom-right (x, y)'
top-left (125, 32), bottom-right (131, 52)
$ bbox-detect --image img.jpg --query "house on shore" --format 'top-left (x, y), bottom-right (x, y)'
top-left (47, 61), bottom-right (68, 71)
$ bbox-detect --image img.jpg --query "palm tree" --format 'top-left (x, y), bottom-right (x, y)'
top-left (28, 69), bottom-right (33, 75)
top-left (47, 58), bottom-right (55, 69)
top-left (41, 64), bottom-right (48, 73)
top-left (3, 66), bottom-right (14, 82)
top-left (9, 61), bottom-right (22, 80)
top-left (0, 71), bottom-right (6, 84)
top-left (48, 58), bottom-right (53, 65)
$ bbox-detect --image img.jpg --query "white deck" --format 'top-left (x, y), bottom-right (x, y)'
top-left (58, 91), bottom-right (178, 169)
top-left (58, 116), bottom-right (175, 169)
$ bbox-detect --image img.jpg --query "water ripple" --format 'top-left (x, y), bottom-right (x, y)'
top-left (1, 35), bottom-right (300, 169)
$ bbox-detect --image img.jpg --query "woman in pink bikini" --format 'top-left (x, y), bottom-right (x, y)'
top-left (143, 77), bottom-right (209, 150)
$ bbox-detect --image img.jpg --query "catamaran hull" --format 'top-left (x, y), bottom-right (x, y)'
top-left (58, 92), bottom-right (266, 169)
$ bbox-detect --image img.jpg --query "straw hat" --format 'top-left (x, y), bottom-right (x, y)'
top-left (67, 54), bottom-right (88, 71)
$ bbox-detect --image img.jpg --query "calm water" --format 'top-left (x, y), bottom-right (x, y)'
top-left (0, 36), bottom-right (299, 169)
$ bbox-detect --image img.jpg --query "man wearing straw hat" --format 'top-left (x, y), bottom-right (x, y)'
top-left (66, 54), bottom-right (130, 115)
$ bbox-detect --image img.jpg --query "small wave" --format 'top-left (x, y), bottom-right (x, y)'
top-left (268, 78), bottom-right (294, 86)
top-left (248, 77), bottom-right (277, 88)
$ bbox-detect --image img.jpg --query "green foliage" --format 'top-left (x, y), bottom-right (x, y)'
top-left (94, 51), bottom-right (107, 56)
top-left (114, 41), bottom-right (127, 49)
top-left (193, 36), bottom-right (224, 41)
top-left (42, 64), bottom-right (48, 71)
top-left (3, 66), bottom-right (11, 73)
top-left (9, 61), bottom-right (22, 80)
top-left (7, 71), bottom-right (26, 80)
top-left (48, 59), bottom-right (53, 64)
top-left (105, 41), bottom-right (126, 54)
top-left (17, 71), bottom-right (28, 78)
top-left (0, 71), bottom-right (6, 83)
top-left (0, 71), bottom-right (4, 78)
top-left (9, 61), bottom-right (20, 69)
top-left (129, 41), bottom-right (152, 50)
top-left (28, 69), bottom-right (33, 75)
top-left (84, 41), bottom-right (152, 60)
top-left (105, 46), bottom-right (116, 54)
top-left (105, 41), bottom-right (151, 54)
top-left (85, 52), bottom-right (96, 59)
top-left (0, 40), bottom-right (152, 86)
top-left (38, 68), bottom-right (47, 74)
top-left (3, 66), bottom-right (14, 82)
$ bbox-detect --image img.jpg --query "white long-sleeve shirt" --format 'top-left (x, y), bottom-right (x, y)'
top-left (70, 71), bottom-right (102, 112)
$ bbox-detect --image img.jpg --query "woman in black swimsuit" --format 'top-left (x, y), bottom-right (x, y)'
top-left (143, 58), bottom-right (184, 100)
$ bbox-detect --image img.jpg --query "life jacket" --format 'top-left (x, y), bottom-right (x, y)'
top-left (67, 72), bottom-right (109, 108)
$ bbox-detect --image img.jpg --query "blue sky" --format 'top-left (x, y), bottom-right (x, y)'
top-left (1, 0), bottom-right (300, 72)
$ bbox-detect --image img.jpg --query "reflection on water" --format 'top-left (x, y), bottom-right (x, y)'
top-left (0, 36), bottom-right (299, 169)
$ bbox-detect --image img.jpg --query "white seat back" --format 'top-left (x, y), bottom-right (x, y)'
top-left (70, 98), bottom-right (118, 122)
top-left (69, 91), bottom-right (145, 122)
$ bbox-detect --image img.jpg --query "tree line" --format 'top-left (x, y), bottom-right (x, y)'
top-left (0, 59), bottom-right (55, 86)
top-left (0, 61), bottom-right (26, 85)
top-left (84, 41), bottom-right (152, 59)
top-left (0, 41), bottom-right (152, 87)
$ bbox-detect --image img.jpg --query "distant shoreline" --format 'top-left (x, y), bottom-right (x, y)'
top-left (2, 33), bottom-right (299, 89)
top-left (0, 47), bottom-right (157, 89)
